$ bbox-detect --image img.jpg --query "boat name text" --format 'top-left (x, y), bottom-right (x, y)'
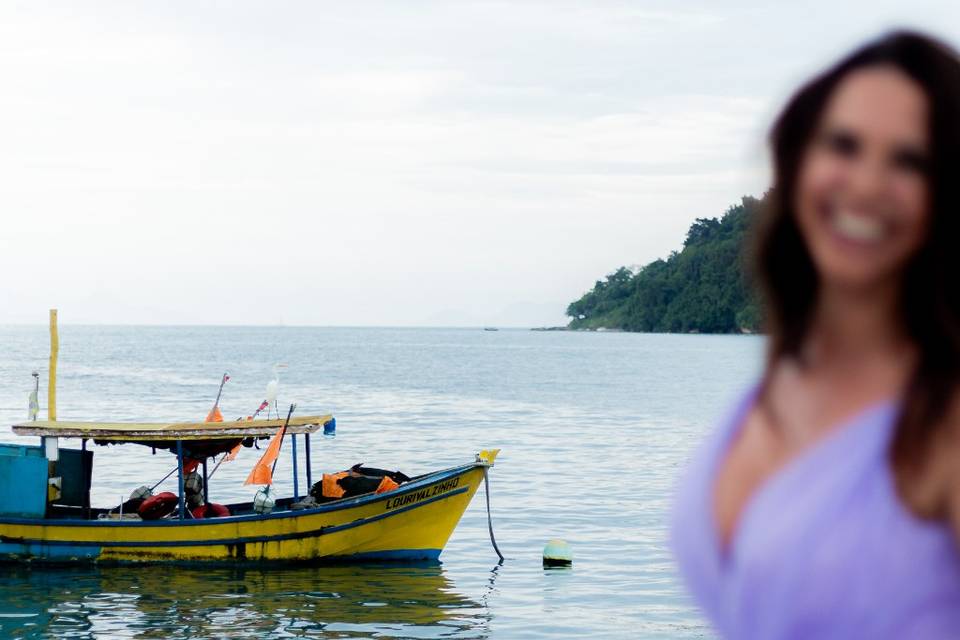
top-left (385, 477), bottom-right (460, 510)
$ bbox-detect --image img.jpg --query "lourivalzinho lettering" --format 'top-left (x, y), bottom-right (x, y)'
top-left (384, 477), bottom-right (461, 510)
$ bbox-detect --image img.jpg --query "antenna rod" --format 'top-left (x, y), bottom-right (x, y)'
top-left (48, 309), bottom-right (58, 421)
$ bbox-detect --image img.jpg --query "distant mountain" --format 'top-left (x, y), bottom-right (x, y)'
top-left (566, 196), bottom-right (762, 333)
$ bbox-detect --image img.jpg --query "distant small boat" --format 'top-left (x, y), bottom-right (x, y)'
top-left (483, 327), bottom-right (499, 332)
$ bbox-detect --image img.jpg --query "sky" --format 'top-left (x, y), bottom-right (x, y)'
top-left (2, 1), bottom-right (959, 327)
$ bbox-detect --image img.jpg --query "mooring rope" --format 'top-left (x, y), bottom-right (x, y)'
top-left (483, 467), bottom-right (505, 562)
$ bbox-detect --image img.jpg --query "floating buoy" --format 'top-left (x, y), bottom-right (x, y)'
top-left (543, 539), bottom-right (573, 567)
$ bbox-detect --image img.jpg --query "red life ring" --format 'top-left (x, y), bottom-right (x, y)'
top-left (191, 503), bottom-right (231, 519)
top-left (138, 492), bottom-right (179, 520)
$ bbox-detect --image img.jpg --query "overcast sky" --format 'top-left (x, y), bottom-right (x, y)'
top-left (2, 1), bottom-right (958, 327)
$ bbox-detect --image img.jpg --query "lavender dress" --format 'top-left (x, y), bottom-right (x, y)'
top-left (671, 385), bottom-right (960, 639)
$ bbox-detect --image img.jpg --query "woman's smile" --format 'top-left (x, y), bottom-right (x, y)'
top-left (827, 207), bottom-right (886, 245)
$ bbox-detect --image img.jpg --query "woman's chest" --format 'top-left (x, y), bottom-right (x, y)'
top-left (719, 468), bottom-right (959, 638)
top-left (712, 394), bottom-right (890, 556)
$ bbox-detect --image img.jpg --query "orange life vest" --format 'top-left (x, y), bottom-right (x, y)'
top-left (375, 476), bottom-right (399, 494)
top-left (321, 472), bottom-right (349, 499)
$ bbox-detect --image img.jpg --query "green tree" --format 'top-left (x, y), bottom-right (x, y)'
top-left (567, 195), bottom-right (763, 333)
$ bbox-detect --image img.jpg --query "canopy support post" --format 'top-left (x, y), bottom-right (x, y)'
top-left (202, 458), bottom-right (209, 506)
top-left (82, 439), bottom-right (90, 520)
top-left (176, 440), bottom-right (185, 520)
top-left (291, 434), bottom-right (299, 501)
top-left (304, 434), bottom-right (312, 490)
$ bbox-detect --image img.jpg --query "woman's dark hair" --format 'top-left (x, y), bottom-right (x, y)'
top-left (753, 30), bottom-right (960, 485)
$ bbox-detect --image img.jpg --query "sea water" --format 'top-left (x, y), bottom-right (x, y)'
top-left (0, 326), bottom-right (763, 639)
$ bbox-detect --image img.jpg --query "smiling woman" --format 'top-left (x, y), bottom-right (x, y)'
top-left (672, 31), bottom-right (960, 639)
top-left (795, 66), bottom-right (930, 287)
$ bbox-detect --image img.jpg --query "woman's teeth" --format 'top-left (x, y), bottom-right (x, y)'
top-left (832, 211), bottom-right (885, 243)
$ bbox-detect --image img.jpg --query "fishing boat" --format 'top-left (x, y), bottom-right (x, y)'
top-left (0, 417), bottom-right (500, 565)
top-left (0, 311), bottom-right (502, 565)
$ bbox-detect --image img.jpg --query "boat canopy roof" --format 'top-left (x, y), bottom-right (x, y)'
top-left (10, 415), bottom-right (333, 441)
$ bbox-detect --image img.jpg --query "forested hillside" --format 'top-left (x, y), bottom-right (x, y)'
top-left (566, 196), bottom-right (763, 333)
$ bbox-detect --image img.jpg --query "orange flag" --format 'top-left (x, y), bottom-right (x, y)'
top-left (244, 426), bottom-right (284, 485)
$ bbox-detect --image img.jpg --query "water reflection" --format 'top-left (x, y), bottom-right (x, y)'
top-left (0, 564), bottom-right (490, 639)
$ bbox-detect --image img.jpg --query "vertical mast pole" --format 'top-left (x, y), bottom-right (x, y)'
top-left (48, 309), bottom-right (58, 421)
top-left (291, 434), bottom-right (299, 501)
top-left (304, 434), bottom-right (312, 489)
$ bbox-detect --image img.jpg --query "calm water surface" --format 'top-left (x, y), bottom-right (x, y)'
top-left (0, 326), bottom-right (763, 639)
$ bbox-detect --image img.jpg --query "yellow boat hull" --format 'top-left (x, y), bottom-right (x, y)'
top-left (0, 463), bottom-right (488, 564)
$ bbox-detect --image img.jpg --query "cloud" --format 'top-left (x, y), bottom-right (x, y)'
top-left (0, 2), bottom-right (957, 325)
